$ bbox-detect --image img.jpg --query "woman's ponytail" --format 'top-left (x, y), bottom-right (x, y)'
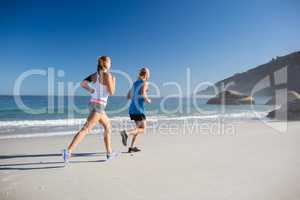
top-left (97, 56), bottom-right (110, 73)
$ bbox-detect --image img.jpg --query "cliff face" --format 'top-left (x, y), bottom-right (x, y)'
top-left (206, 90), bottom-right (255, 105)
top-left (200, 51), bottom-right (300, 96)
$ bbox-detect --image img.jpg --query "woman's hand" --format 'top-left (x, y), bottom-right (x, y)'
top-left (89, 88), bottom-right (95, 94)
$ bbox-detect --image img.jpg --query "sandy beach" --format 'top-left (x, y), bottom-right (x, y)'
top-left (1, 0), bottom-right (299, 199)
top-left (1, 120), bottom-right (300, 200)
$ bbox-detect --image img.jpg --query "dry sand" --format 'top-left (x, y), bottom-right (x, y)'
top-left (0, 121), bottom-right (300, 200)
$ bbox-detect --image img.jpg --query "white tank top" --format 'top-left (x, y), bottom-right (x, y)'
top-left (90, 73), bottom-right (109, 105)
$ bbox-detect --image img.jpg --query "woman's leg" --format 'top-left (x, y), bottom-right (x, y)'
top-left (130, 120), bottom-right (146, 148)
top-left (98, 112), bottom-right (112, 154)
top-left (67, 112), bottom-right (100, 154)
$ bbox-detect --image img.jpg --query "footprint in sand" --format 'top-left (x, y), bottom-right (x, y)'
top-left (38, 185), bottom-right (47, 191)
top-left (0, 173), bottom-right (22, 193)
top-left (1, 190), bottom-right (9, 197)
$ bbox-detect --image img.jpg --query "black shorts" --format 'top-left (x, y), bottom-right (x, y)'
top-left (129, 114), bottom-right (146, 121)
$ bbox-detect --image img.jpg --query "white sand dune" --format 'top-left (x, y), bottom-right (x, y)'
top-left (0, 121), bottom-right (300, 200)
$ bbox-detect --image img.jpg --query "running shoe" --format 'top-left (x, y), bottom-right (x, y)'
top-left (62, 149), bottom-right (70, 165)
top-left (128, 147), bottom-right (141, 153)
top-left (106, 151), bottom-right (119, 161)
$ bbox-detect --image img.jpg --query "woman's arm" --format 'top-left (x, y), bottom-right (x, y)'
top-left (141, 82), bottom-right (151, 103)
top-left (81, 73), bottom-right (96, 93)
top-left (104, 72), bottom-right (116, 96)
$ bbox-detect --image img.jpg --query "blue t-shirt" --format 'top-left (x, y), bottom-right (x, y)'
top-left (129, 79), bottom-right (145, 115)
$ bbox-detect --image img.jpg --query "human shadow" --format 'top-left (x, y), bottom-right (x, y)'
top-left (0, 152), bottom-right (107, 171)
top-left (0, 152), bottom-right (105, 160)
top-left (0, 166), bottom-right (65, 170)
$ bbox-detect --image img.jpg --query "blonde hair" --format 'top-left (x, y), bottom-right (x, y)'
top-left (97, 56), bottom-right (110, 72)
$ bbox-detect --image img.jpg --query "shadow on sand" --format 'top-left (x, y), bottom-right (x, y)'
top-left (0, 152), bottom-right (107, 171)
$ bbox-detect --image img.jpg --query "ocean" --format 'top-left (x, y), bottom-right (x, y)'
top-left (0, 95), bottom-right (275, 139)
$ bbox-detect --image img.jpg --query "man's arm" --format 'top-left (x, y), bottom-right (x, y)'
top-left (127, 87), bottom-right (132, 100)
top-left (141, 82), bottom-right (151, 103)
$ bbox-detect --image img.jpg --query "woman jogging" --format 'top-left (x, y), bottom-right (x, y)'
top-left (120, 67), bottom-right (151, 153)
top-left (63, 56), bottom-right (117, 163)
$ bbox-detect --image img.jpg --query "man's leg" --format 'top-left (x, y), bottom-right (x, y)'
top-left (130, 120), bottom-right (145, 148)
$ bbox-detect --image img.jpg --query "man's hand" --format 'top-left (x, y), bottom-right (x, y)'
top-left (145, 98), bottom-right (151, 104)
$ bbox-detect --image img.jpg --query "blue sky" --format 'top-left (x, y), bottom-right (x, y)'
top-left (1, 0), bottom-right (299, 96)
